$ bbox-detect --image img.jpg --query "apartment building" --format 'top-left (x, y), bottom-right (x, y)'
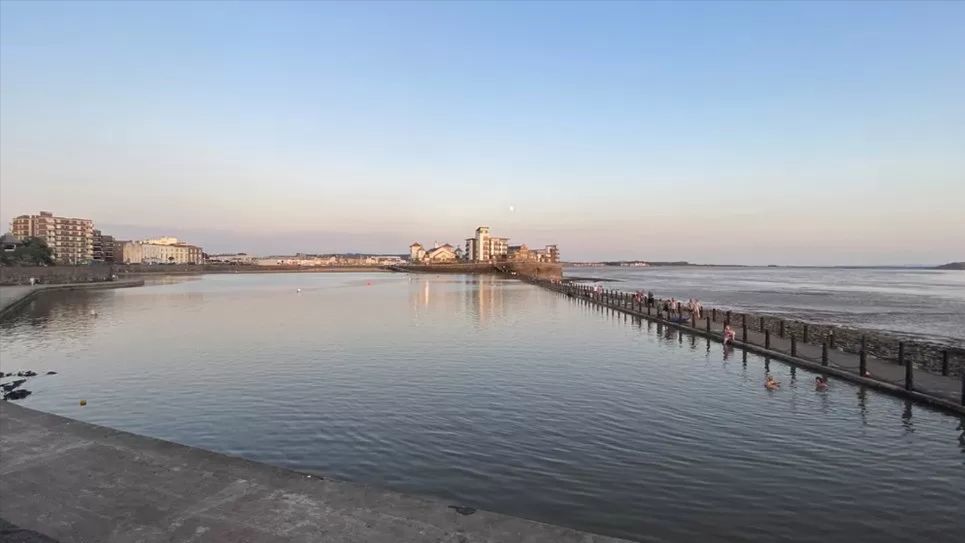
top-left (466, 226), bottom-right (509, 262)
top-left (115, 237), bottom-right (203, 264)
top-left (11, 211), bottom-right (94, 264)
top-left (92, 230), bottom-right (115, 262)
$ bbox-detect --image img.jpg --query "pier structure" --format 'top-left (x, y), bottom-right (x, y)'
top-left (528, 278), bottom-right (965, 415)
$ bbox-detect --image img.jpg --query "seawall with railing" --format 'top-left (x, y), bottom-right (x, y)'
top-left (520, 276), bottom-right (965, 415)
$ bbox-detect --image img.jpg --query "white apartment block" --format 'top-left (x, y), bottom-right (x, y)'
top-left (466, 226), bottom-right (509, 262)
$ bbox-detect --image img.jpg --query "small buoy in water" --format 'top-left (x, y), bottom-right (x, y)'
top-left (79, 400), bottom-right (87, 406)
top-left (297, 288), bottom-right (302, 293)
top-left (90, 310), bottom-right (97, 317)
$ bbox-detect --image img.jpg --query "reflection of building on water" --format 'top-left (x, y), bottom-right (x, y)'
top-left (466, 275), bottom-right (507, 327)
top-left (408, 275), bottom-right (507, 327)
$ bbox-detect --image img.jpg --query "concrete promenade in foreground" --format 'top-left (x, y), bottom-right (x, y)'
top-left (0, 404), bottom-right (627, 543)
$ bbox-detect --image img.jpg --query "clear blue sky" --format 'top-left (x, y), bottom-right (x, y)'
top-left (1, 1), bottom-right (962, 264)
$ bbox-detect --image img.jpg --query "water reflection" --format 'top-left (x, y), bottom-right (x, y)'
top-left (2, 273), bottom-right (964, 542)
top-left (902, 401), bottom-right (915, 434)
top-left (0, 293), bottom-right (98, 337)
top-left (857, 388), bottom-right (869, 426)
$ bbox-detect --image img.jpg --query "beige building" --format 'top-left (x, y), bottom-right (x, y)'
top-left (142, 243), bottom-right (201, 264)
top-left (508, 244), bottom-right (560, 263)
top-left (408, 243), bottom-right (457, 264)
top-left (142, 236), bottom-right (181, 246)
top-left (466, 226), bottom-right (509, 262)
top-left (11, 211), bottom-right (94, 264)
top-left (115, 238), bottom-right (203, 264)
top-left (424, 244), bottom-right (457, 263)
top-left (537, 244), bottom-right (560, 263)
top-left (409, 243), bottom-right (426, 262)
top-left (116, 241), bottom-right (143, 264)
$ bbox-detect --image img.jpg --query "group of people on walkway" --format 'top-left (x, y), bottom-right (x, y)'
top-left (577, 283), bottom-right (837, 394)
top-left (657, 297), bottom-right (705, 318)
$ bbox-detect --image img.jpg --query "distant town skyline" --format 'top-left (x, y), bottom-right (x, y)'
top-left (2, 1), bottom-right (963, 265)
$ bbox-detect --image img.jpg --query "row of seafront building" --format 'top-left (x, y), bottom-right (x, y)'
top-left (409, 226), bottom-right (559, 264)
top-left (9, 211), bottom-right (203, 265)
top-left (207, 253), bottom-right (404, 267)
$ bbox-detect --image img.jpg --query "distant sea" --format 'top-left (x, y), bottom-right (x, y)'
top-left (565, 266), bottom-right (965, 347)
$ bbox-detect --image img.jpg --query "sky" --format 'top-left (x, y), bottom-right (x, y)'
top-left (1, 1), bottom-right (963, 265)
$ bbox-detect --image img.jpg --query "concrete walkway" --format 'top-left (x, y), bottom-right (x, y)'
top-left (0, 280), bottom-right (144, 319)
top-left (0, 404), bottom-right (627, 543)
top-left (0, 286), bottom-right (35, 314)
top-left (548, 284), bottom-right (965, 414)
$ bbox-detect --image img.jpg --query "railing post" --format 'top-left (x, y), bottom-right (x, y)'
top-left (691, 312), bottom-right (696, 328)
top-left (712, 308), bottom-right (717, 321)
top-left (961, 371), bottom-right (964, 407)
top-left (829, 330), bottom-right (835, 349)
top-left (726, 310), bottom-right (731, 324)
top-left (822, 342), bottom-right (828, 365)
top-left (706, 317), bottom-right (711, 332)
top-left (742, 320), bottom-right (748, 342)
top-left (903, 343), bottom-right (913, 391)
top-left (942, 350), bottom-right (949, 376)
top-left (759, 316), bottom-right (765, 332)
top-left (647, 305), bottom-right (651, 316)
top-left (803, 324), bottom-right (809, 343)
top-left (779, 320), bottom-right (786, 338)
top-left (791, 335), bottom-right (797, 356)
top-left (860, 336), bottom-right (867, 376)
top-left (765, 330), bottom-right (771, 349)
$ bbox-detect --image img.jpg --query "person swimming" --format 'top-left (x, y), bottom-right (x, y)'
top-left (815, 376), bottom-right (828, 390)
top-left (723, 324), bottom-right (735, 345)
top-left (765, 374), bottom-right (781, 390)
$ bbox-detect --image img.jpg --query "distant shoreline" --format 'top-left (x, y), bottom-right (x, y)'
top-left (564, 262), bottom-right (964, 270)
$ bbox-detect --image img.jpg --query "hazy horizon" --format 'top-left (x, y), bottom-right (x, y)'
top-left (2, 1), bottom-right (963, 265)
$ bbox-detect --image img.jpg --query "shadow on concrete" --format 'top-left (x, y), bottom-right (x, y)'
top-left (0, 519), bottom-right (58, 543)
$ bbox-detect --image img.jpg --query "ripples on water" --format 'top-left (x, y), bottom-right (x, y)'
top-left (1, 273), bottom-right (963, 542)
top-left (565, 266), bottom-right (965, 347)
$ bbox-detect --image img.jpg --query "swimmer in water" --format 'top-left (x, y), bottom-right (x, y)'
top-left (765, 374), bottom-right (781, 390)
top-left (815, 376), bottom-right (828, 390)
top-left (723, 324), bottom-right (735, 345)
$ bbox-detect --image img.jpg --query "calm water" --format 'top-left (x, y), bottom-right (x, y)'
top-left (1, 273), bottom-right (963, 542)
top-left (567, 266), bottom-right (965, 348)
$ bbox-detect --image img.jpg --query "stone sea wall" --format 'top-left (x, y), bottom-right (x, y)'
top-left (401, 262), bottom-right (563, 281)
top-left (0, 265), bottom-right (114, 285)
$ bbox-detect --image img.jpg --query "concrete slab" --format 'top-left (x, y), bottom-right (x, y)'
top-left (0, 403), bottom-right (627, 543)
